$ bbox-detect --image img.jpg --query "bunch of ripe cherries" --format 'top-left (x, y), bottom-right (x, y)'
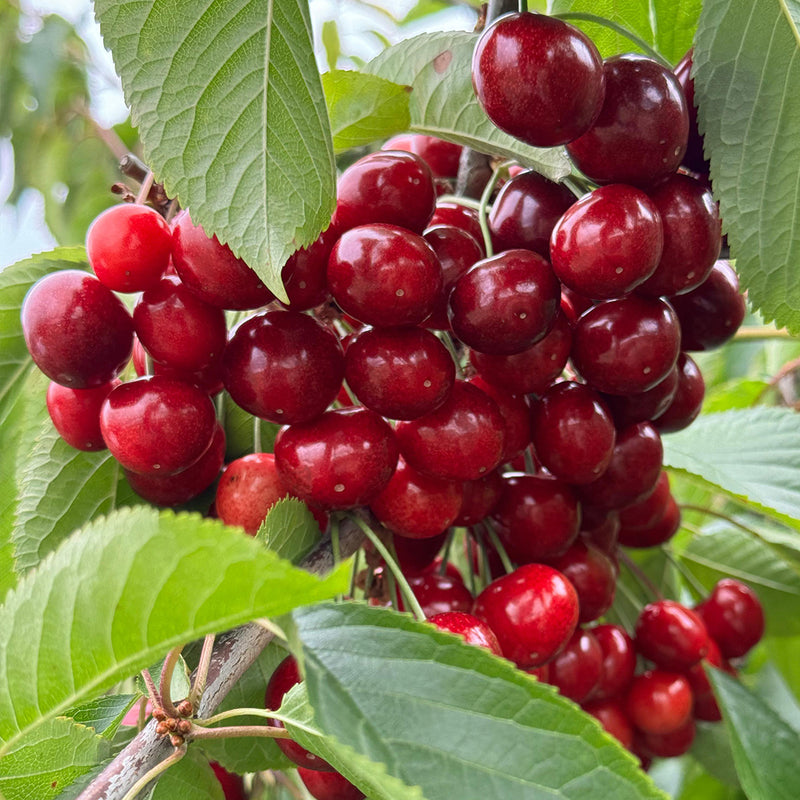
top-left (22, 11), bottom-right (763, 798)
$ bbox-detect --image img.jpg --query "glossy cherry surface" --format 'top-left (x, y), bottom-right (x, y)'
top-left (695, 579), bottom-right (765, 658)
top-left (399, 570), bottom-right (474, 617)
top-left (674, 49), bottom-right (708, 175)
top-left (132, 338), bottom-right (224, 397)
top-left (392, 530), bottom-right (448, 575)
top-left (635, 600), bottom-right (710, 671)
top-left (210, 762), bottom-right (247, 800)
top-left (472, 12), bottom-right (605, 147)
top-left (549, 627), bottom-right (604, 703)
top-left (46, 379), bottom-right (119, 451)
top-left (382, 134), bottom-right (463, 178)
top-left (638, 719), bottom-right (696, 758)
top-left (453, 469), bottom-right (504, 527)
top-left (467, 375), bottom-right (531, 462)
top-left (549, 540), bottom-right (617, 623)
top-left (600, 365), bottom-right (679, 428)
top-left (625, 670), bottom-right (694, 735)
top-left (428, 611), bottom-right (503, 655)
top-left (429, 201), bottom-right (484, 247)
top-left (298, 767), bottom-right (365, 800)
top-left (279, 225), bottom-right (336, 311)
top-left (583, 699), bottom-right (634, 749)
top-left (653, 353), bottom-right (705, 433)
top-left (591, 624), bottom-right (637, 701)
top-left (618, 493), bottom-right (681, 548)
top-left (617, 471), bottom-right (672, 533)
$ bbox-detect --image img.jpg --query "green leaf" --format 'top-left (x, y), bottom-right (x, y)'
top-left (702, 378), bottom-right (770, 413)
top-left (753, 662), bottom-right (800, 732)
top-left (149, 748), bottom-right (224, 800)
top-left (93, 0), bottom-right (336, 302)
top-left (663, 408), bottom-right (800, 529)
top-left (709, 668), bottom-right (800, 800)
top-left (694, 0), bottom-right (800, 333)
top-left (257, 497), bottom-right (321, 564)
top-left (365, 32), bottom-right (572, 181)
top-left (292, 602), bottom-right (666, 800)
top-left (691, 721), bottom-right (740, 787)
top-left (222, 394), bottom-right (280, 462)
top-left (321, 20), bottom-right (340, 71)
top-left (63, 694), bottom-right (138, 739)
top-left (0, 507), bottom-right (349, 755)
top-left (762, 636), bottom-right (800, 704)
top-left (322, 71), bottom-right (411, 153)
top-left (0, 717), bottom-right (110, 800)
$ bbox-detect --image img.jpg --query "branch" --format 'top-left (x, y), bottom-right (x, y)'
top-left (78, 515), bottom-right (368, 799)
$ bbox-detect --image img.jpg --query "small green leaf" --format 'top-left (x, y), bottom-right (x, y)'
top-left (323, 71), bottom-right (411, 153)
top-left (293, 602), bottom-right (666, 800)
top-left (694, 0), bottom-right (800, 332)
top-left (321, 20), bottom-right (341, 71)
top-left (0, 507), bottom-right (349, 755)
top-left (93, 0), bottom-right (337, 301)
top-left (257, 497), bottom-right (321, 564)
top-left (63, 694), bottom-right (138, 739)
top-left (365, 32), bottom-right (572, 181)
top-left (149, 748), bottom-right (224, 800)
top-left (709, 668), bottom-right (800, 800)
top-left (223, 394), bottom-right (280, 462)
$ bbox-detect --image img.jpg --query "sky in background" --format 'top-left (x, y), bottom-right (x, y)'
top-left (0, 0), bottom-right (477, 269)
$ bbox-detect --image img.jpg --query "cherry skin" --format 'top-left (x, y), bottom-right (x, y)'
top-left (591, 624), bottom-right (637, 701)
top-left (472, 12), bottom-right (605, 147)
top-left (274, 407), bottom-right (398, 509)
top-left (222, 310), bottom-right (344, 425)
top-left (694, 579), bottom-right (765, 658)
top-left (382, 134), bottom-right (463, 178)
top-left (395, 380), bottom-right (506, 481)
top-left (327, 223), bottom-right (442, 328)
top-left (22, 270), bottom-right (134, 389)
top-left (448, 249), bottom-right (560, 355)
top-left (467, 375), bottom-right (531, 462)
top-left (171, 210), bottom-right (274, 310)
top-left (453, 469), bottom-right (504, 527)
top-left (46, 379), bottom-right (119, 451)
top-left (99, 375), bottom-right (217, 476)
top-left (473, 563), bottom-right (580, 668)
top-left (548, 627), bottom-right (604, 703)
top-left (332, 150), bottom-right (436, 234)
top-left (625, 670), bottom-right (694, 735)
top-left (298, 767), bottom-right (365, 800)
top-left (548, 540), bottom-right (617, 624)
top-left (210, 762), bottom-right (247, 800)
top-left (566, 54), bottom-right (689, 188)
top-left (86, 203), bottom-right (172, 292)
top-left (392, 530), bottom-right (448, 575)
top-left (618, 471), bottom-right (672, 533)
top-left (637, 719), bottom-right (696, 759)
top-left (599, 365), bottom-right (679, 429)
top-left (131, 337), bottom-right (224, 397)
top-left (429, 201), bottom-right (484, 248)
top-left (582, 699), bottom-right (635, 749)
top-left (653, 353), bottom-right (705, 433)
top-left (674, 49), bottom-right (708, 175)
top-left (635, 600), bottom-right (710, 671)
top-left (531, 381), bottom-right (616, 485)
top-left (684, 637), bottom-right (728, 722)
top-left (344, 326), bottom-right (455, 420)
top-left (279, 225), bottom-right (336, 311)
top-left (399, 570), bottom-right (474, 617)
top-left (428, 611), bottom-right (503, 655)
top-left (550, 184), bottom-right (663, 300)
top-left (618, 493), bottom-right (681, 548)
top-left (488, 169), bottom-right (575, 258)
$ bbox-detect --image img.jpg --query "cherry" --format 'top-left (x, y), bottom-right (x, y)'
top-left (265, 656), bottom-right (333, 771)
top-left (472, 563), bottom-right (579, 668)
top-left (548, 540), bottom-right (617, 624)
top-left (566, 54), bottom-right (689, 188)
top-left (369, 456), bottom-right (462, 540)
top-left (132, 337), bottom-right (224, 397)
top-left (617, 471), bottom-right (672, 533)
top-left (86, 203), bottom-right (172, 292)
top-left (222, 310), bottom-right (344, 425)
top-left (428, 611), bottom-right (503, 655)
top-left (125, 422), bottom-right (226, 506)
top-left (488, 170), bottom-right (575, 258)
top-left (171, 210), bottom-right (274, 310)
top-left (467, 375), bottom-right (531, 462)
top-left (625, 670), bottom-right (694, 735)
top-left (591, 624), bottom-right (637, 701)
top-left (653, 353), bottom-right (705, 433)
top-left (531, 381), bottom-right (616, 485)
top-left (550, 184), bottom-right (663, 300)
top-left (210, 762), bottom-right (247, 800)
top-left (429, 201), bottom-right (484, 248)
top-left (637, 719), bottom-right (696, 758)
top-left (674, 49), bottom-right (708, 175)
top-left (332, 150), bottom-right (436, 234)
top-left (382, 134), bottom-right (463, 178)
top-left (694, 579), bottom-right (765, 658)
top-left (274, 407), bottom-right (398, 509)
top-left (392, 530), bottom-right (448, 575)
top-left (635, 600), bottom-right (710, 671)
top-left (684, 637), bottom-right (729, 722)
top-left (548, 627), bottom-right (603, 703)
top-left (580, 508), bottom-right (621, 557)
top-left (298, 767), bottom-right (365, 800)
top-left (344, 326), bottom-right (455, 420)
top-left (133, 275), bottom-right (227, 372)
top-left (618, 494), bottom-right (681, 548)
top-left (22, 270), bottom-right (134, 388)
top-left (399, 570), bottom-right (473, 617)
top-left (453, 469), bottom-right (504, 527)
top-left (491, 473), bottom-right (581, 563)
top-left (599, 366), bottom-right (679, 429)
top-left (46, 379), bottom-right (119, 451)
top-left (327, 223), bottom-right (442, 327)
top-left (472, 12), bottom-right (605, 147)
top-left (99, 375), bottom-right (217, 476)
top-left (448, 249), bottom-right (560, 355)
top-left (582, 699), bottom-right (634, 749)
top-left (279, 225), bottom-right (336, 311)
top-left (395, 380), bottom-right (506, 481)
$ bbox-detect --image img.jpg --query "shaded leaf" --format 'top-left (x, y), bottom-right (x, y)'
top-left (257, 497), bottom-right (322, 564)
top-left (63, 694), bottom-right (137, 739)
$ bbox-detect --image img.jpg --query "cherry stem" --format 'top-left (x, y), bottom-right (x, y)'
top-left (562, 175), bottom-right (593, 199)
top-left (331, 516), bottom-right (343, 603)
top-left (523, 447), bottom-right (536, 475)
top-left (477, 162), bottom-right (511, 257)
top-left (188, 634), bottom-right (216, 710)
top-left (470, 526), bottom-right (491, 590)
top-left (252, 415), bottom-right (262, 454)
top-left (618, 549), bottom-right (664, 601)
top-left (348, 513), bottom-right (427, 620)
top-left (464, 530), bottom-right (477, 595)
top-left (436, 194), bottom-right (481, 211)
top-left (551, 12), bottom-right (671, 67)
top-left (518, 0), bottom-right (528, 13)
top-left (189, 723), bottom-right (292, 741)
top-left (271, 770), bottom-right (305, 800)
top-left (118, 743), bottom-right (186, 800)
top-left (733, 325), bottom-right (793, 341)
top-left (140, 668), bottom-right (160, 707)
top-left (197, 707), bottom-right (284, 727)
top-left (164, 197), bottom-right (180, 224)
top-left (438, 331), bottom-right (465, 378)
top-left (159, 646), bottom-right (184, 718)
top-left (135, 170), bottom-right (155, 205)
top-left (438, 529), bottom-right (457, 575)
top-left (482, 518), bottom-right (514, 574)
top-left (660, 545), bottom-right (707, 600)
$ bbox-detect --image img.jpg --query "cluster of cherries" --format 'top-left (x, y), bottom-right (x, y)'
top-left (20, 9), bottom-right (761, 797)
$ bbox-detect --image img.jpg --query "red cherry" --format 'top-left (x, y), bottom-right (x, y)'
top-left (694, 579), bottom-right (765, 658)
top-left (625, 670), bottom-right (694, 735)
top-left (46, 379), bottom-right (119, 451)
top-left (132, 337), bottom-right (224, 397)
top-left (428, 611), bottom-right (503, 655)
top-left (583, 698), bottom-right (635, 749)
top-left (210, 762), bottom-right (247, 800)
top-left (279, 225), bottom-right (336, 311)
top-left (599, 365), bottom-right (679, 429)
top-left (618, 494), bottom-right (681, 548)
top-left (635, 600), bottom-right (710, 671)
top-left (399, 570), bottom-right (474, 617)
top-left (548, 627), bottom-right (604, 703)
top-left (429, 201), bottom-right (485, 248)
top-left (652, 353), bottom-right (705, 433)
top-left (591, 624), bottom-right (637, 701)
top-left (392, 531), bottom-right (448, 575)
top-left (382, 134), bottom-right (463, 178)
top-left (453, 469), bottom-right (504, 527)
top-left (638, 718), bottom-right (696, 758)
top-left (298, 767), bottom-right (365, 800)
top-left (548, 541), bottom-right (617, 624)
top-left (684, 638), bottom-right (729, 722)
top-left (467, 376), bottom-right (532, 462)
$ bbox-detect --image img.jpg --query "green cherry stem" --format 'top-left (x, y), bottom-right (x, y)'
top-left (482, 518), bottom-right (515, 574)
top-left (119, 743), bottom-right (186, 800)
top-left (477, 162), bottom-right (511, 257)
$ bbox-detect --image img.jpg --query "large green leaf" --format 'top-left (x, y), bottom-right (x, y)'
top-left (0, 507), bottom-right (349, 755)
top-left (63, 694), bottom-right (138, 740)
top-left (694, 0), bottom-right (800, 333)
top-left (662, 408), bottom-right (800, 529)
top-left (365, 32), bottom-right (572, 181)
top-left (292, 602), bottom-right (666, 800)
top-left (93, 0), bottom-right (336, 301)
top-left (257, 497), bottom-right (321, 564)
top-left (709, 668), bottom-right (800, 800)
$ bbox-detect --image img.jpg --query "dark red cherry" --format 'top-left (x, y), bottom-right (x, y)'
top-left (223, 310), bottom-right (344, 425)
top-left (279, 225), bottom-right (336, 311)
top-left (626, 670), bottom-right (694, 735)
top-left (429, 201), bottom-right (484, 248)
top-left (171, 210), bottom-right (274, 310)
top-left (382, 134), bottom-right (463, 178)
top-left (395, 380), bottom-right (506, 481)
top-left (428, 611), bottom-right (503, 655)
top-left (580, 508), bottom-right (621, 556)
top-left (448, 249), bottom-right (560, 355)
top-left (467, 375), bottom-right (531, 462)
top-left (22, 270), bottom-right (134, 388)
top-left (618, 471), bottom-right (672, 533)
top-left (566, 54), bottom-right (689, 188)
top-left (210, 762), bottom-right (247, 800)
top-left (327, 223), bottom-right (442, 327)
top-left (488, 170), bottom-right (575, 258)
top-left (298, 767), bottom-right (365, 800)
top-left (132, 337), bottom-right (224, 396)
top-left (583, 699), bottom-right (635, 749)
top-left (453, 469), bottom-right (504, 527)
top-left (473, 563), bottom-right (580, 668)
top-left (618, 494), bottom-right (681, 548)
top-left (549, 627), bottom-right (603, 703)
top-left (531, 381), bottom-right (616, 484)
top-left (684, 637), bottom-right (726, 718)
top-left (591, 624), bottom-right (637, 701)
top-left (695, 579), bottom-right (765, 658)
top-left (653, 353), bottom-right (705, 433)
top-left (550, 184), bottom-right (663, 300)
top-left (344, 326), bottom-right (454, 420)
top-left (599, 365), bottom-right (679, 428)
top-left (549, 540), bottom-right (617, 624)
top-left (392, 530), bottom-right (448, 575)
top-left (332, 150), bottom-right (436, 234)
top-left (635, 600), bottom-right (710, 671)
top-left (674, 49), bottom-right (708, 175)
top-left (100, 376), bottom-right (217, 476)
top-left (638, 719), bottom-right (696, 758)
top-left (46, 379), bottom-right (119, 451)
top-left (400, 570), bottom-right (473, 617)
top-left (86, 203), bottom-right (172, 292)
top-left (274, 407), bottom-right (398, 509)
top-left (472, 12), bottom-right (605, 147)
top-left (571, 295), bottom-right (681, 395)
